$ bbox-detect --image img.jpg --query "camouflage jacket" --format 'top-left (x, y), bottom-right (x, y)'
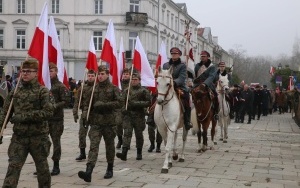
top-left (83, 78), bottom-right (121, 126)
top-left (0, 78), bottom-right (54, 136)
top-left (49, 77), bottom-right (68, 121)
top-left (122, 84), bottom-right (151, 116)
top-left (73, 82), bottom-right (94, 116)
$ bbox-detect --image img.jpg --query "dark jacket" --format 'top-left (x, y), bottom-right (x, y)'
top-left (163, 58), bottom-right (188, 92)
top-left (194, 59), bottom-right (218, 92)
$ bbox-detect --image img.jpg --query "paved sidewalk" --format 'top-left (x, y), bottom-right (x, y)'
top-left (0, 109), bottom-right (300, 188)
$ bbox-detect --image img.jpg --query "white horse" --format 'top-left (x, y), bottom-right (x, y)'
top-left (216, 74), bottom-right (231, 143)
top-left (154, 66), bottom-right (188, 174)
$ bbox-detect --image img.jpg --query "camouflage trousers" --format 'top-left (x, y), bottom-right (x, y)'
top-left (87, 124), bottom-right (116, 167)
top-left (148, 124), bottom-right (162, 144)
top-left (49, 120), bottom-right (64, 161)
top-left (78, 118), bottom-right (89, 148)
top-left (3, 134), bottom-right (51, 188)
top-left (122, 113), bottom-right (146, 149)
top-left (115, 111), bottom-right (123, 137)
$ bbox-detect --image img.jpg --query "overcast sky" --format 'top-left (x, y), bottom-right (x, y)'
top-left (172, 0), bottom-right (300, 58)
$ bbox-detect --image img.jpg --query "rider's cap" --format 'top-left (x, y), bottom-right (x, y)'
top-left (233, 84), bottom-right (239, 88)
top-left (170, 47), bottom-right (182, 56)
top-left (218, 61), bottom-right (226, 67)
top-left (200, 50), bottom-right (210, 57)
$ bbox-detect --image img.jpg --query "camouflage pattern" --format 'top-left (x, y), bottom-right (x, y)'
top-left (82, 78), bottom-right (121, 166)
top-left (73, 82), bottom-right (94, 148)
top-left (0, 78), bottom-right (54, 188)
top-left (121, 84), bottom-right (151, 149)
top-left (147, 120), bottom-right (162, 144)
top-left (49, 77), bottom-right (67, 162)
top-left (87, 125), bottom-right (116, 166)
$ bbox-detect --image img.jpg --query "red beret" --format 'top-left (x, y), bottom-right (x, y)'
top-left (170, 47), bottom-right (182, 56)
top-left (200, 50), bottom-right (210, 57)
top-left (218, 61), bottom-right (225, 66)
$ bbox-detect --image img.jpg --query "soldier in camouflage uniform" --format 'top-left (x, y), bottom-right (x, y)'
top-left (78, 66), bottom-right (121, 182)
top-left (116, 73), bottom-right (151, 161)
top-left (73, 69), bottom-right (95, 160)
top-left (0, 60), bottom-right (54, 188)
top-left (48, 62), bottom-right (68, 176)
top-left (115, 68), bottom-right (130, 149)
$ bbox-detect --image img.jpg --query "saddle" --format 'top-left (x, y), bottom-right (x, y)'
top-left (192, 84), bottom-right (214, 101)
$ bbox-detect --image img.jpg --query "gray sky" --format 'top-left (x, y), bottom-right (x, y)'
top-left (172, 0), bottom-right (300, 58)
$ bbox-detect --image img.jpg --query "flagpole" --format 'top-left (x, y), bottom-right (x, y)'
top-left (184, 20), bottom-right (191, 82)
top-left (125, 66), bottom-right (134, 110)
top-left (77, 69), bottom-right (88, 113)
top-left (0, 60), bottom-right (25, 144)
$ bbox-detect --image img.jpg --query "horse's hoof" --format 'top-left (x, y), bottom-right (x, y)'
top-left (219, 138), bottom-right (223, 141)
top-left (168, 162), bottom-right (172, 168)
top-left (223, 140), bottom-right (228, 143)
top-left (172, 154), bottom-right (178, 160)
top-left (179, 158), bottom-right (184, 162)
top-left (210, 147), bottom-right (215, 150)
top-left (161, 168), bottom-right (168, 173)
top-left (214, 142), bottom-right (217, 145)
top-left (197, 149), bottom-right (202, 153)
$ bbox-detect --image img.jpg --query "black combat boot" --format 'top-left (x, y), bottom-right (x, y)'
top-left (156, 143), bottom-right (161, 153)
top-left (116, 136), bottom-right (122, 149)
top-left (51, 161), bottom-right (60, 176)
top-left (76, 148), bottom-right (86, 161)
top-left (213, 97), bottom-right (219, 120)
top-left (184, 107), bottom-right (192, 130)
top-left (104, 163), bottom-right (113, 179)
top-left (148, 141), bottom-right (155, 152)
top-left (78, 164), bottom-right (94, 182)
top-left (116, 147), bottom-right (128, 161)
top-left (136, 148), bottom-right (142, 160)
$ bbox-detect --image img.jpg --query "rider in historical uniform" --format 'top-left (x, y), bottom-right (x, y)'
top-left (161, 47), bottom-right (192, 131)
top-left (73, 69), bottom-right (96, 161)
top-left (116, 73), bottom-right (151, 161)
top-left (78, 66), bottom-right (121, 182)
top-left (193, 50), bottom-right (219, 120)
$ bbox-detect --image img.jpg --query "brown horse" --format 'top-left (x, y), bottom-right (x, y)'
top-left (191, 84), bottom-right (217, 152)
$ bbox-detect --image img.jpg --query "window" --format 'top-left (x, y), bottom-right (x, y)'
top-left (57, 30), bottom-right (60, 41)
top-left (0, 29), bottom-right (3, 48)
top-left (52, 0), bottom-right (59, 14)
top-left (130, 0), bottom-right (139, 12)
top-left (175, 17), bottom-right (178, 31)
top-left (93, 31), bottom-right (102, 51)
top-left (162, 10), bottom-right (165, 23)
top-left (17, 0), bottom-right (25, 14)
top-left (129, 32), bottom-right (138, 51)
top-left (0, 0), bottom-right (3, 13)
top-left (171, 14), bottom-right (174, 29)
top-left (167, 11), bottom-right (169, 27)
top-left (16, 29), bottom-right (25, 49)
top-left (95, 0), bottom-right (103, 14)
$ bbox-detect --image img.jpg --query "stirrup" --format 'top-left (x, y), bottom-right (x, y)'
top-left (213, 114), bottom-right (219, 120)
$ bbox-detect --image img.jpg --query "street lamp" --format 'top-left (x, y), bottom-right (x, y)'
top-left (278, 63), bottom-right (282, 70)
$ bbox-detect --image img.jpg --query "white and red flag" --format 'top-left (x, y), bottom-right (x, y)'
top-left (100, 20), bottom-right (118, 86)
top-left (86, 36), bottom-right (98, 72)
top-left (288, 76), bottom-right (294, 90)
top-left (117, 37), bottom-right (125, 89)
top-left (28, 2), bottom-right (51, 89)
top-left (269, 66), bottom-right (275, 76)
top-left (48, 16), bottom-right (69, 89)
top-left (132, 36), bottom-right (155, 87)
top-left (155, 41), bottom-right (168, 70)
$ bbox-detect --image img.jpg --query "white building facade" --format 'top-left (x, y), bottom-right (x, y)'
top-left (0, 0), bottom-right (232, 80)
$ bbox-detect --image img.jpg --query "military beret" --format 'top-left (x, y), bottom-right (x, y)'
top-left (87, 69), bottom-right (96, 74)
top-left (49, 62), bottom-right (57, 69)
top-left (263, 85), bottom-right (267, 88)
top-left (98, 65), bottom-right (109, 74)
top-left (255, 85), bottom-right (260, 88)
top-left (200, 50), bottom-right (210, 57)
top-left (233, 84), bottom-right (239, 88)
top-left (132, 73), bottom-right (141, 80)
top-left (219, 61), bottom-right (226, 66)
top-left (170, 47), bottom-right (182, 56)
top-left (122, 68), bottom-right (130, 74)
top-left (22, 60), bottom-right (38, 69)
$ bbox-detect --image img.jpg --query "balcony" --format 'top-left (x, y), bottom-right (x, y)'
top-left (126, 12), bottom-right (148, 26)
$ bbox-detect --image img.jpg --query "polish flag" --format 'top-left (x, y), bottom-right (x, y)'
top-left (48, 16), bottom-right (69, 89)
top-left (100, 20), bottom-right (118, 86)
top-left (288, 76), bottom-right (294, 90)
top-left (86, 36), bottom-right (98, 72)
top-left (117, 37), bottom-right (125, 89)
top-left (28, 2), bottom-right (51, 89)
top-left (155, 41), bottom-right (168, 70)
top-left (132, 36), bottom-right (155, 87)
top-left (269, 66), bottom-right (275, 76)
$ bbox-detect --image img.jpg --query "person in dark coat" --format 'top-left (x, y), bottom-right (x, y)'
top-left (261, 85), bottom-right (271, 116)
top-left (231, 84), bottom-right (242, 123)
top-left (239, 84), bottom-right (254, 124)
top-left (163, 47), bottom-right (192, 130)
top-left (193, 50), bottom-right (219, 120)
top-left (252, 85), bottom-right (263, 120)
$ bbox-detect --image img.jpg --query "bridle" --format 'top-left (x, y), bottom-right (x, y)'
top-left (217, 79), bottom-right (230, 117)
top-left (157, 75), bottom-right (174, 105)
